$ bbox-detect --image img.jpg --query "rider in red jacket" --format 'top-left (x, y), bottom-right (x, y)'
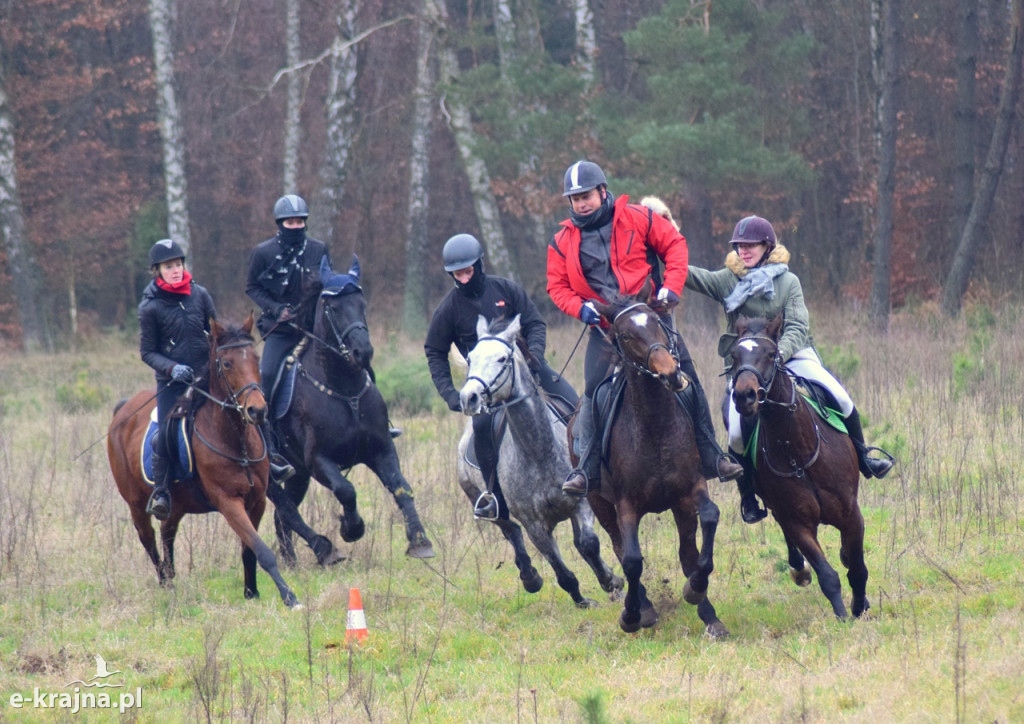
top-left (547, 160), bottom-right (743, 496)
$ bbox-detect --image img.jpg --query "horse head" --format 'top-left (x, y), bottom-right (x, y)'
top-left (729, 313), bottom-right (785, 417)
top-left (317, 255), bottom-right (374, 373)
top-left (460, 314), bottom-right (524, 415)
top-left (208, 312), bottom-right (267, 425)
top-left (594, 283), bottom-right (685, 392)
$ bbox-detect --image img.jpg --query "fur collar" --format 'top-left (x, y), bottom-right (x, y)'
top-left (725, 244), bottom-right (790, 277)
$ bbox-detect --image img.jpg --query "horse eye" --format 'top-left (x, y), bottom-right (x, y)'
top-left (499, 356), bottom-right (507, 364)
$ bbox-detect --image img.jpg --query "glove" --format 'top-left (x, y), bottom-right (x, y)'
top-left (579, 302), bottom-right (601, 326)
top-left (275, 305), bottom-right (295, 323)
top-left (171, 364), bottom-right (194, 383)
top-left (651, 288), bottom-right (680, 313)
top-left (445, 390), bottom-right (462, 412)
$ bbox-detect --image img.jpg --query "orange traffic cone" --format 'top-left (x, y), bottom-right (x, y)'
top-left (345, 587), bottom-right (368, 644)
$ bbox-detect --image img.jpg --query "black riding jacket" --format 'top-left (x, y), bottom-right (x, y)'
top-left (246, 234), bottom-right (331, 336)
top-left (138, 280), bottom-right (217, 382)
top-left (425, 273), bottom-right (548, 407)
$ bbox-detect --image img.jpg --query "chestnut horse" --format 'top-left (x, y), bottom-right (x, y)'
top-left (107, 313), bottom-right (298, 607)
top-left (582, 290), bottom-right (728, 636)
top-left (729, 314), bottom-right (868, 619)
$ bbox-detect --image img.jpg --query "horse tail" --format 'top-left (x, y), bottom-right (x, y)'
top-left (113, 398), bottom-right (128, 416)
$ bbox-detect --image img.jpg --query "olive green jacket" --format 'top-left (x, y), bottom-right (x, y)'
top-left (684, 245), bottom-right (814, 364)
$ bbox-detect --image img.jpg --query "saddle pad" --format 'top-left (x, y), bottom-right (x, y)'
top-left (271, 361), bottom-right (298, 421)
top-left (141, 409), bottom-right (194, 485)
top-left (463, 408), bottom-right (509, 470)
top-left (744, 395), bottom-right (848, 466)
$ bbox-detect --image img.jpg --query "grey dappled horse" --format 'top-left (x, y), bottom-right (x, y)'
top-left (458, 315), bottom-right (623, 607)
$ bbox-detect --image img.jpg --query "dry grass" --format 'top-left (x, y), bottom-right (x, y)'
top-left (1, 303), bottom-right (1023, 722)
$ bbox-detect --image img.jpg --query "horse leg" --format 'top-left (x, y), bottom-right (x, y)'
top-left (366, 454), bottom-right (435, 559)
top-left (492, 518), bottom-right (543, 594)
top-left (569, 511), bottom-right (624, 596)
top-left (782, 529), bottom-right (812, 587)
top-left (838, 505), bottom-right (870, 617)
top-left (780, 520), bottom-right (848, 619)
top-left (129, 504), bottom-right (163, 583)
top-left (158, 516), bottom-right (182, 584)
top-left (672, 497), bottom-right (729, 638)
top-left (210, 492), bottom-right (299, 608)
top-left (520, 519), bottom-right (593, 608)
top-left (310, 454), bottom-right (365, 544)
top-left (267, 476), bottom-right (344, 567)
top-left (617, 504), bottom-right (656, 633)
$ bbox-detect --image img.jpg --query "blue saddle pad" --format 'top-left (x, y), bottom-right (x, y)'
top-left (271, 360), bottom-right (298, 421)
top-left (141, 409), bottom-right (195, 485)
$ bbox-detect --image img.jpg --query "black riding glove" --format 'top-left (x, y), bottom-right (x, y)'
top-left (445, 390), bottom-right (462, 412)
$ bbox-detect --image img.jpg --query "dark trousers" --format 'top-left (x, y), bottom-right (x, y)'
top-left (260, 328), bottom-right (302, 407)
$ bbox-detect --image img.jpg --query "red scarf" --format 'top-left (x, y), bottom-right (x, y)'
top-left (156, 269), bottom-right (193, 295)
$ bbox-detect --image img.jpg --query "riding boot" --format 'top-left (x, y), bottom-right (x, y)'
top-left (472, 433), bottom-right (501, 521)
top-left (676, 369), bottom-right (744, 482)
top-left (735, 454), bottom-right (767, 524)
top-left (259, 420), bottom-right (296, 483)
top-left (563, 395), bottom-right (601, 496)
top-left (845, 408), bottom-right (894, 479)
top-left (146, 449), bottom-right (172, 521)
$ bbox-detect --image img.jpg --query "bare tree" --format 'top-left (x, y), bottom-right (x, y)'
top-left (942, 0), bottom-right (1024, 317)
top-left (148, 0), bottom-right (192, 255)
top-left (0, 45), bottom-right (49, 351)
top-left (952, 0), bottom-right (978, 247)
top-left (282, 0), bottom-right (301, 193)
top-left (868, 0), bottom-right (900, 332)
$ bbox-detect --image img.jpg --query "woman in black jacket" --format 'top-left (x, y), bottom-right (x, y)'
top-left (138, 239), bottom-right (217, 520)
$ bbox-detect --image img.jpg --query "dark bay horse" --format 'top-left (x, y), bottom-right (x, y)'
top-left (107, 314), bottom-right (298, 607)
top-left (729, 314), bottom-right (868, 619)
top-left (584, 290), bottom-right (728, 636)
top-left (458, 315), bottom-right (623, 607)
top-left (267, 257), bottom-right (435, 562)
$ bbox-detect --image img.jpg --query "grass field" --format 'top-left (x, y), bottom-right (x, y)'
top-left (1, 303), bottom-right (1022, 722)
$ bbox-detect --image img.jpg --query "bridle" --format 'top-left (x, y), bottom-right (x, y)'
top-left (464, 335), bottom-right (531, 412)
top-left (608, 303), bottom-right (683, 384)
top-left (322, 295), bottom-right (368, 364)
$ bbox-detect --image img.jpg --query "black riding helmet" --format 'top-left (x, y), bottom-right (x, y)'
top-left (149, 238), bottom-right (186, 267)
top-left (274, 194), bottom-right (310, 221)
top-left (562, 160), bottom-right (607, 196)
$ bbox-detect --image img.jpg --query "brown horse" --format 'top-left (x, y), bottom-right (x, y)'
top-left (729, 314), bottom-right (868, 619)
top-left (581, 289), bottom-right (728, 636)
top-left (107, 313), bottom-right (298, 607)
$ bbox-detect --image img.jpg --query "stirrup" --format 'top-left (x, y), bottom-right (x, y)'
top-left (862, 447), bottom-right (895, 479)
top-left (389, 427), bottom-right (403, 439)
top-left (561, 470), bottom-right (590, 497)
top-left (146, 490), bottom-right (171, 521)
top-left (270, 455), bottom-right (296, 483)
top-left (715, 454), bottom-right (744, 482)
top-left (473, 492), bottom-right (500, 520)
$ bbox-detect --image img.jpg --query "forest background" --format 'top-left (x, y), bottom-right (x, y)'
top-left (0, 0), bottom-right (1022, 350)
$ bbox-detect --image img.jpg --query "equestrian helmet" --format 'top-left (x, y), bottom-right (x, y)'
top-left (273, 194), bottom-right (310, 221)
top-left (148, 238), bottom-right (186, 266)
top-left (562, 160), bottom-right (607, 197)
top-left (730, 215), bottom-right (777, 250)
top-left (442, 234), bottom-right (483, 272)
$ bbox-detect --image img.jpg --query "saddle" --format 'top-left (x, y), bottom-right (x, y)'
top-left (269, 339), bottom-right (305, 420)
top-left (742, 378), bottom-right (848, 464)
top-left (141, 408), bottom-right (195, 485)
top-left (462, 395), bottom-right (578, 471)
top-left (590, 373), bottom-right (627, 464)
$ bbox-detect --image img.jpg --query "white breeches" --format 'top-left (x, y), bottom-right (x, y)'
top-left (727, 346), bottom-right (854, 454)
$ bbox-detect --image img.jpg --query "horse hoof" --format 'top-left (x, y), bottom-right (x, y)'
top-left (521, 569), bottom-right (543, 594)
top-left (604, 574), bottom-right (625, 594)
top-left (340, 516), bottom-right (365, 543)
top-left (682, 579), bottom-right (706, 605)
top-left (619, 611), bottom-right (642, 633)
top-left (705, 621), bottom-right (730, 639)
top-left (289, 602), bottom-right (305, 611)
top-left (790, 563), bottom-right (813, 587)
top-left (312, 536), bottom-right (345, 566)
top-left (245, 589), bottom-right (260, 600)
top-left (852, 597), bottom-right (871, 618)
top-left (575, 597), bottom-right (599, 609)
top-left (640, 606), bottom-right (659, 629)
top-left (405, 542), bottom-right (436, 559)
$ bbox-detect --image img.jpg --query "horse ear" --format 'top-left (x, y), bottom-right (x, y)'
top-left (348, 254), bottom-right (360, 283)
top-left (209, 316), bottom-right (224, 339)
top-left (506, 314), bottom-right (521, 341)
top-left (767, 313), bottom-right (784, 340)
top-left (735, 314), bottom-right (750, 336)
top-left (592, 300), bottom-right (612, 321)
top-left (639, 277), bottom-right (654, 303)
top-left (476, 314), bottom-right (489, 339)
top-left (242, 311), bottom-right (255, 335)
top-left (319, 255), bottom-right (332, 284)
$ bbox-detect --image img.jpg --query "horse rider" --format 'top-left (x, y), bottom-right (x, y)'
top-left (685, 214), bottom-right (895, 523)
top-left (426, 233), bottom-right (579, 520)
top-left (245, 193), bottom-right (332, 483)
top-left (138, 239), bottom-right (217, 520)
top-left (547, 160), bottom-right (744, 497)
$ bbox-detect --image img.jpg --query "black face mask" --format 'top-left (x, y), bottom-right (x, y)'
top-left (570, 190), bottom-right (614, 231)
top-left (452, 260), bottom-right (486, 298)
top-left (277, 222), bottom-right (307, 248)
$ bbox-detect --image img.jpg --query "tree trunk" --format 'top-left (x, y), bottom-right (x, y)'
top-left (148, 0), bottom-right (192, 255)
top-left (868, 0), bottom-right (900, 332)
top-left (426, 0), bottom-right (515, 280)
top-left (942, 0), bottom-right (1023, 317)
top-left (282, 0), bottom-right (301, 193)
top-left (0, 48), bottom-right (50, 352)
top-left (315, 1), bottom-right (360, 244)
top-left (952, 0), bottom-right (978, 247)
top-left (572, 0), bottom-right (596, 88)
top-left (403, 5), bottom-right (434, 336)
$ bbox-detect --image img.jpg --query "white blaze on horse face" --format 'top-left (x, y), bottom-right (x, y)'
top-left (738, 339), bottom-right (759, 352)
top-left (629, 311), bottom-right (651, 327)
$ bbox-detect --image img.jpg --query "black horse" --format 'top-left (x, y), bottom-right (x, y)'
top-left (266, 256), bottom-right (435, 563)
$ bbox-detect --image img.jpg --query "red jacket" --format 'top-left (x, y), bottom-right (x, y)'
top-left (546, 194), bottom-right (689, 321)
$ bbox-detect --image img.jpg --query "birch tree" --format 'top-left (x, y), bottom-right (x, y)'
top-left (868, 0), bottom-right (900, 332)
top-left (570, 0), bottom-right (596, 91)
top-left (0, 48), bottom-right (49, 352)
top-left (282, 0), bottom-right (301, 192)
top-left (148, 0), bottom-right (191, 255)
top-left (424, 0), bottom-right (515, 280)
top-left (942, 0), bottom-right (1023, 317)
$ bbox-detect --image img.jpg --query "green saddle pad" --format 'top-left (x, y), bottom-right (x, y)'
top-left (744, 395), bottom-right (847, 467)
